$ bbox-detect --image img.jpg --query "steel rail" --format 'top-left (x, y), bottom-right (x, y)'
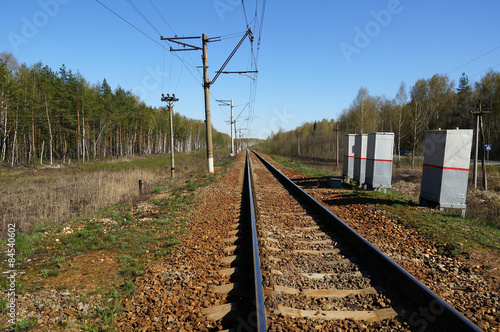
top-left (244, 151), bottom-right (267, 331)
top-left (251, 150), bottom-right (482, 332)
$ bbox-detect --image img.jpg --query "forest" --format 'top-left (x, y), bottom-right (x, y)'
top-left (0, 52), bottom-right (230, 167)
top-left (260, 70), bottom-right (500, 166)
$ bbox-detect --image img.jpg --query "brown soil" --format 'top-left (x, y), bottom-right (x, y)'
top-left (22, 250), bottom-right (121, 294)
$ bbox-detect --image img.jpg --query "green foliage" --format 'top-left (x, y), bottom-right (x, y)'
top-left (39, 269), bottom-right (59, 278)
top-left (123, 280), bottom-right (136, 297)
top-left (119, 258), bottom-right (144, 277)
top-left (272, 156), bottom-right (333, 178)
top-left (0, 297), bottom-right (6, 313)
top-left (7, 318), bottom-right (36, 331)
top-left (0, 53), bottom-right (230, 166)
top-left (94, 287), bottom-right (120, 327)
top-left (15, 232), bottom-right (42, 261)
top-left (82, 324), bottom-right (99, 332)
top-left (258, 70), bottom-right (500, 162)
top-left (55, 256), bottom-right (66, 263)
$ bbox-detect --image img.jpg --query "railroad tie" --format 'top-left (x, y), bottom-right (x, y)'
top-left (277, 305), bottom-right (398, 323)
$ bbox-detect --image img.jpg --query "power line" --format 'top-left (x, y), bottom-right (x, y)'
top-left (95, 0), bottom-right (201, 88)
top-left (447, 44), bottom-right (500, 75)
top-left (125, 4), bottom-right (200, 79)
top-left (219, 32), bottom-right (247, 40)
top-left (470, 63), bottom-right (500, 79)
top-left (126, 0), bottom-right (162, 36)
top-left (173, 51), bottom-right (185, 93)
top-left (162, 39), bottom-right (167, 93)
top-left (94, 0), bottom-right (164, 49)
top-left (147, 0), bottom-right (175, 35)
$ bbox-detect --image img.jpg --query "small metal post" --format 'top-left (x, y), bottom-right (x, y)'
top-left (335, 124), bottom-right (339, 167)
top-left (139, 180), bottom-right (143, 195)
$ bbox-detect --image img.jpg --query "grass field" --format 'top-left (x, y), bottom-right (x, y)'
top-left (0, 150), bottom-right (230, 237)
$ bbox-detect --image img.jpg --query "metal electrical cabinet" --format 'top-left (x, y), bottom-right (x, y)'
top-left (419, 129), bottom-right (473, 217)
top-left (343, 134), bottom-right (355, 181)
top-left (365, 132), bottom-right (394, 190)
top-left (354, 134), bottom-right (368, 186)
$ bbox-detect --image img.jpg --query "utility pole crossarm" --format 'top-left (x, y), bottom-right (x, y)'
top-left (216, 71), bottom-right (259, 74)
top-left (160, 36), bottom-right (201, 51)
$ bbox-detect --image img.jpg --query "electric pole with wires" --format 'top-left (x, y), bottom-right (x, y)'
top-left (470, 101), bottom-right (490, 190)
top-left (161, 29), bottom-right (253, 173)
top-left (161, 93), bottom-right (179, 178)
top-left (217, 99), bottom-right (235, 156)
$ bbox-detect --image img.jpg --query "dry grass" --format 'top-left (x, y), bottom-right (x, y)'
top-left (0, 151), bottom-right (213, 237)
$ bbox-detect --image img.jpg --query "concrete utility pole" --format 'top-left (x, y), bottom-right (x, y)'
top-left (161, 30), bottom-right (253, 173)
top-left (161, 93), bottom-right (179, 178)
top-left (470, 101), bottom-right (490, 190)
top-left (472, 114), bottom-right (479, 188)
top-left (201, 33), bottom-right (214, 173)
top-left (234, 119), bottom-right (238, 153)
top-left (217, 99), bottom-right (235, 156)
top-left (230, 99), bottom-right (234, 156)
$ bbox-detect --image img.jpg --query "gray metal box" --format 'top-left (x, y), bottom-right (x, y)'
top-left (326, 178), bottom-right (342, 188)
top-left (343, 134), bottom-right (356, 181)
top-left (354, 134), bottom-right (368, 186)
top-left (365, 132), bottom-right (394, 190)
top-left (419, 129), bottom-right (473, 216)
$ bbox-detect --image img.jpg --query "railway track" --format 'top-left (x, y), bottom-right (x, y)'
top-left (207, 150), bottom-right (482, 331)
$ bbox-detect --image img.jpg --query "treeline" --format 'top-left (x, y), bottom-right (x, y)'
top-left (0, 52), bottom-right (230, 166)
top-left (260, 71), bottom-right (500, 165)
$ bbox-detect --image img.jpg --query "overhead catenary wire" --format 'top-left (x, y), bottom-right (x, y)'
top-left (95, 0), bottom-right (265, 139)
top-left (235, 0), bottom-right (266, 135)
top-left (94, 0), bottom-right (164, 49)
top-left (146, 0), bottom-right (201, 79)
top-left (147, 0), bottom-right (175, 35)
top-left (94, 0), bottom-right (202, 90)
top-left (126, 0), bottom-right (162, 36)
top-left (126, 0), bottom-right (202, 88)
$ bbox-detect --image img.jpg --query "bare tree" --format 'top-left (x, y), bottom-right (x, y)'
top-left (394, 81), bottom-right (408, 168)
top-left (409, 79), bottom-right (429, 168)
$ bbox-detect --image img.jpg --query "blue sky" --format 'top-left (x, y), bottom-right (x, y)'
top-left (1, 1), bottom-right (500, 139)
